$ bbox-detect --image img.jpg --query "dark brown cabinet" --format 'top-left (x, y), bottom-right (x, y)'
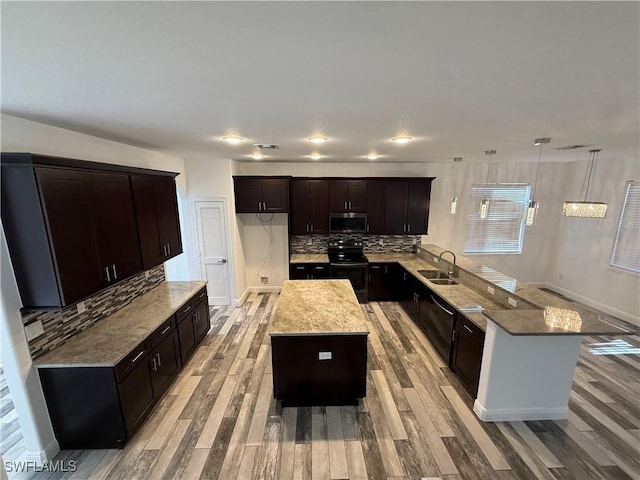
top-left (384, 179), bottom-right (432, 234)
top-left (289, 263), bottom-right (330, 280)
top-left (368, 263), bottom-right (396, 301)
top-left (118, 349), bottom-right (155, 438)
top-left (131, 175), bottom-right (182, 269)
top-left (149, 330), bottom-right (180, 398)
top-left (290, 179), bottom-right (329, 234)
top-left (451, 315), bottom-right (485, 396)
top-left (328, 180), bottom-right (367, 212)
top-left (365, 180), bottom-right (386, 234)
top-left (233, 176), bottom-right (290, 213)
top-left (177, 288), bottom-right (209, 365)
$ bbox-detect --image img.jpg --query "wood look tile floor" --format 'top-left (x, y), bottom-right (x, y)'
top-left (18, 292), bottom-right (640, 479)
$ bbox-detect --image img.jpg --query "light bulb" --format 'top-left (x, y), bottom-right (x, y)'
top-left (450, 196), bottom-right (457, 214)
top-left (308, 136), bottom-right (328, 144)
top-left (309, 153), bottom-right (322, 160)
top-left (480, 199), bottom-right (489, 219)
top-left (222, 135), bottom-right (243, 144)
top-left (391, 136), bottom-right (412, 144)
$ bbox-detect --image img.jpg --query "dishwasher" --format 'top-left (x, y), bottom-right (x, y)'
top-left (419, 290), bottom-right (456, 364)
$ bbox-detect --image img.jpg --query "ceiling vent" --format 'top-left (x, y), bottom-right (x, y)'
top-left (554, 144), bottom-right (593, 150)
top-left (254, 144), bottom-right (280, 150)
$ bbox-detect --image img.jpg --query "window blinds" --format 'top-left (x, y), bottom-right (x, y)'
top-left (611, 181), bottom-right (640, 274)
top-left (464, 184), bottom-right (530, 254)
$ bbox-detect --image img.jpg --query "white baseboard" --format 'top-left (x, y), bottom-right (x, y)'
top-left (545, 282), bottom-right (640, 327)
top-left (23, 439), bottom-right (60, 464)
top-left (234, 288), bottom-right (250, 306)
top-left (473, 400), bottom-right (568, 422)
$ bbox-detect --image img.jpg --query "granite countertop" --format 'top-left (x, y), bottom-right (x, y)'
top-left (366, 252), bottom-right (417, 263)
top-left (290, 254), bottom-right (330, 263)
top-left (271, 280), bottom-right (369, 336)
top-left (33, 281), bottom-right (207, 368)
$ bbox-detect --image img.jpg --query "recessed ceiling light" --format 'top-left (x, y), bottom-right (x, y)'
top-left (366, 153), bottom-right (379, 160)
top-left (252, 153), bottom-right (264, 160)
top-left (392, 136), bottom-right (412, 144)
top-left (222, 135), bottom-right (244, 144)
top-left (309, 153), bottom-right (322, 160)
top-left (308, 136), bottom-right (328, 144)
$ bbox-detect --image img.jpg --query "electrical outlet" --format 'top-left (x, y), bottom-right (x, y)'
top-left (260, 276), bottom-right (268, 284)
top-left (25, 320), bottom-right (44, 341)
top-left (318, 351), bottom-right (332, 360)
top-left (508, 297), bottom-right (518, 307)
top-left (77, 301), bottom-right (86, 314)
top-left (487, 285), bottom-right (495, 295)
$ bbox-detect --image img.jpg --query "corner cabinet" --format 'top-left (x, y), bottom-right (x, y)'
top-left (233, 176), bottom-right (290, 213)
top-left (0, 153), bottom-right (181, 309)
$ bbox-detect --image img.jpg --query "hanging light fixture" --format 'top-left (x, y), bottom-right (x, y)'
top-left (526, 138), bottom-right (550, 226)
top-left (480, 150), bottom-right (496, 219)
top-left (562, 149), bottom-right (608, 218)
top-left (451, 157), bottom-right (463, 214)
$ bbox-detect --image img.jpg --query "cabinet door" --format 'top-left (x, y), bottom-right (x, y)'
top-left (384, 181), bottom-right (408, 234)
top-left (154, 176), bottom-right (182, 258)
top-left (178, 313), bottom-right (197, 365)
top-left (234, 177), bottom-right (263, 213)
top-left (366, 180), bottom-right (386, 234)
top-left (92, 172), bottom-right (142, 281)
top-left (290, 264), bottom-right (309, 280)
top-left (35, 167), bottom-right (106, 305)
top-left (193, 298), bottom-right (210, 343)
top-left (406, 180), bottom-right (430, 235)
top-left (118, 357), bottom-right (155, 437)
top-left (308, 180), bottom-right (329, 233)
top-left (347, 180), bottom-right (367, 211)
top-left (149, 330), bottom-right (180, 398)
top-left (309, 263), bottom-right (330, 279)
top-left (261, 178), bottom-right (289, 212)
top-left (452, 318), bottom-right (485, 396)
top-left (368, 264), bottom-right (384, 301)
top-left (131, 175), bottom-right (164, 269)
top-left (290, 180), bottom-right (310, 234)
top-left (328, 180), bottom-right (349, 212)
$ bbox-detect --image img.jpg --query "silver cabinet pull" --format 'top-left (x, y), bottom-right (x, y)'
top-left (105, 266), bottom-right (111, 282)
top-left (156, 353), bottom-right (161, 367)
top-left (371, 265), bottom-right (381, 270)
top-left (151, 356), bottom-right (157, 371)
top-left (344, 201), bottom-right (347, 209)
top-left (160, 325), bottom-right (171, 335)
top-left (310, 224), bottom-right (313, 233)
top-left (306, 224), bottom-right (309, 233)
top-left (463, 324), bottom-right (474, 334)
top-left (168, 244), bottom-right (171, 255)
top-left (112, 264), bottom-right (117, 280)
top-left (131, 350), bottom-right (145, 363)
top-left (182, 304), bottom-right (192, 314)
top-left (262, 201), bottom-right (266, 210)
top-left (296, 266), bottom-right (305, 270)
top-left (403, 224), bottom-right (406, 232)
top-left (258, 201), bottom-right (262, 211)
top-left (407, 224), bottom-right (411, 232)
top-left (349, 201), bottom-right (352, 209)
top-left (366, 224), bottom-right (369, 232)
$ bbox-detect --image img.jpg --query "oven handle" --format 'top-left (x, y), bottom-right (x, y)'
top-left (431, 295), bottom-right (455, 316)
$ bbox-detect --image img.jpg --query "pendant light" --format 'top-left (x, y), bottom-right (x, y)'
top-left (562, 149), bottom-right (608, 218)
top-left (480, 150), bottom-right (496, 219)
top-left (450, 157), bottom-right (463, 214)
top-left (526, 138), bottom-right (550, 226)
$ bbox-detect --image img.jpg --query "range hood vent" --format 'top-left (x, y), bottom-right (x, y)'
top-left (254, 144), bottom-right (280, 150)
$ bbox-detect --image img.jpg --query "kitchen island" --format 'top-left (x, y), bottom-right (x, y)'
top-left (270, 279), bottom-right (369, 406)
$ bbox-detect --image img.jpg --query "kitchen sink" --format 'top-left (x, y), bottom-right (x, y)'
top-left (429, 278), bottom-right (459, 286)
top-left (417, 270), bottom-right (450, 280)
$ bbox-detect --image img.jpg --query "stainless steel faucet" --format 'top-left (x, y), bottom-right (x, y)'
top-left (438, 250), bottom-right (456, 278)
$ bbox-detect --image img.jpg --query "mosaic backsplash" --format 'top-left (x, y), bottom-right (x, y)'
top-left (23, 265), bottom-right (166, 359)
top-left (290, 234), bottom-right (421, 254)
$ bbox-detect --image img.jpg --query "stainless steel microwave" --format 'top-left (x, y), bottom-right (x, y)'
top-left (329, 212), bottom-right (367, 233)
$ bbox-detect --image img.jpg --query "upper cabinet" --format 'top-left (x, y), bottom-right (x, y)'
top-left (365, 180), bottom-right (386, 234)
top-left (384, 179), bottom-right (432, 235)
top-left (1, 153), bottom-right (181, 309)
top-left (290, 179), bottom-right (329, 234)
top-left (233, 176), bottom-right (290, 213)
top-left (131, 175), bottom-right (182, 269)
top-left (328, 180), bottom-right (367, 212)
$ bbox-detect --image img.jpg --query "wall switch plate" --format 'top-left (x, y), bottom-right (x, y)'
top-left (260, 276), bottom-right (268, 284)
top-left (487, 286), bottom-right (495, 295)
top-left (77, 301), bottom-right (86, 314)
top-left (508, 297), bottom-right (518, 307)
top-left (318, 351), bottom-right (332, 360)
top-left (25, 320), bottom-right (44, 341)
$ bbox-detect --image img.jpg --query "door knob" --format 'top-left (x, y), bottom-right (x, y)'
top-left (217, 259), bottom-right (227, 264)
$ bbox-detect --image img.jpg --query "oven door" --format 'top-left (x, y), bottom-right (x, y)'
top-left (329, 263), bottom-right (368, 293)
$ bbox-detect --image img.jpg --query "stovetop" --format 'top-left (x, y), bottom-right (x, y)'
top-left (327, 240), bottom-right (368, 264)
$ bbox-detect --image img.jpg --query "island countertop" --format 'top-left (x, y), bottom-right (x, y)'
top-left (270, 280), bottom-right (369, 336)
top-left (33, 281), bottom-right (207, 368)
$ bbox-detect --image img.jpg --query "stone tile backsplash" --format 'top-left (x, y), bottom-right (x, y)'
top-left (290, 234), bottom-right (421, 254)
top-left (23, 265), bottom-right (166, 360)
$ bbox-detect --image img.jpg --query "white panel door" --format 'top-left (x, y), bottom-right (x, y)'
top-left (194, 200), bottom-right (231, 305)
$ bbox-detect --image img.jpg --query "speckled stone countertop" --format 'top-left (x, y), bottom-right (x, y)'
top-left (290, 254), bottom-right (330, 263)
top-left (33, 281), bottom-right (206, 368)
top-left (366, 253), bottom-right (417, 263)
top-left (271, 280), bottom-right (369, 336)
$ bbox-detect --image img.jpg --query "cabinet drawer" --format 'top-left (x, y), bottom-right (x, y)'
top-left (195, 287), bottom-right (208, 303)
top-left (176, 300), bottom-right (194, 323)
top-left (150, 317), bottom-right (176, 347)
top-left (456, 315), bottom-right (484, 342)
top-left (115, 340), bottom-right (151, 382)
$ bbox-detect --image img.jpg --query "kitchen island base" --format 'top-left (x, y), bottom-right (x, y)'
top-left (271, 334), bottom-right (367, 406)
top-left (473, 320), bottom-right (582, 422)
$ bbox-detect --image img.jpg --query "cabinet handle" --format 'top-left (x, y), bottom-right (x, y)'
top-left (402, 224), bottom-right (406, 232)
top-left (366, 224), bottom-right (369, 233)
top-left (160, 325), bottom-right (171, 335)
top-left (349, 201), bottom-right (352, 209)
top-left (199, 291), bottom-right (206, 299)
top-left (310, 224), bottom-right (313, 233)
top-left (463, 324), bottom-right (474, 334)
top-left (371, 265), bottom-right (380, 270)
top-left (296, 266), bottom-right (305, 270)
top-left (431, 295), bottom-right (455, 316)
top-left (131, 350), bottom-right (145, 364)
top-left (403, 272), bottom-right (407, 281)
top-left (168, 244), bottom-right (171, 255)
top-left (262, 201), bottom-right (266, 211)
top-left (344, 201), bottom-right (347, 209)
top-left (105, 266), bottom-right (111, 282)
top-left (385, 265), bottom-right (388, 274)
top-left (452, 329), bottom-right (457, 342)
top-left (182, 304), bottom-right (192, 314)
top-left (151, 356), bottom-right (157, 371)
top-left (306, 224), bottom-right (309, 233)
top-left (112, 264), bottom-right (117, 280)
top-left (407, 224), bottom-right (411, 232)
top-left (258, 201), bottom-right (262, 211)
top-left (156, 353), bottom-right (162, 367)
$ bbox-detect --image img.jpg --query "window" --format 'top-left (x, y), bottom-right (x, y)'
top-left (464, 184), bottom-right (530, 254)
top-left (611, 181), bottom-right (640, 274)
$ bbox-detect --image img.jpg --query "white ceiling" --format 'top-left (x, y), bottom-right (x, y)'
top-left (2, 2), bottom-right (638, 164)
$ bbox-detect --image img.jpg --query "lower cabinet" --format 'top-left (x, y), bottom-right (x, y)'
top-left (289, 263), bottom-right (330, 280)
top-left (451, 315), bottom-right (485, 396)
top-left (38, 287), bottom-right (209, 449)
top-left (368, 263), bottom-right (397, 301)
